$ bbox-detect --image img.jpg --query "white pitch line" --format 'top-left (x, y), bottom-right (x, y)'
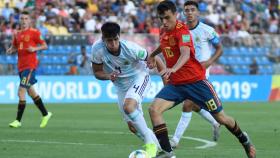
top-left (1, 130), bottom-right (216, 149)
top-left (0, 139), bottom-right (107, 146)
top-left (78, 130), bottom-right (217, 149)
top-left (180, 136), bottom-right (217, 149)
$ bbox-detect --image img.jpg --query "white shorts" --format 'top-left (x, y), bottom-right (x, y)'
top-left (117, 73), bottom-right (151, 122)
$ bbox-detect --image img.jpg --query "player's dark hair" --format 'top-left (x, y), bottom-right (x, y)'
top-left (101, 22), bottom-right (120, 38)
top-left (184, 0), bottom-right (199, 9)
top-left (21, 11), bottom-right (30, 16)
top-left (157, 0), bottom-right (177, 15)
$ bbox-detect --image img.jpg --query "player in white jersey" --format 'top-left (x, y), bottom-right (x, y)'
top-left (91, 22), bottom-right (159, 157)
top-left (170, 1), bottom-right (223, 148)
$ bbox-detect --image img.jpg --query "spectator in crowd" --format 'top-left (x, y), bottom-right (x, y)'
top-left (6, 64), bottom-right (16, 75)
top-left (66, 52), bottom-right (78, 75)
top-left (0, 0), bottom-right (280, 76)
top-left (77, 45), bottom-right (92, 75)
top-left (250, 58), bottom-right (258, 74)
top-left (0, 63), bottom-right (4, 75)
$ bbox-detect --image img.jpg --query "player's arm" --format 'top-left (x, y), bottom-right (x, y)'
top-left (147, 46), bottom-right (162, 69)
top-left (28, 31), bottom-right (48, 52)
top-left (6, 45), bottom-right (17, 54)
top-left (6, 34), bottom-right (17, 54)
top-left (149, 46), bottom-right (162, 58)
top-left (201, 33), bottom-right (223, 68)
top-left (202, 43), bottom-right (222, 68)
top-left (92, 62), bottom-right (118, 82)
top-left (27, 42), bottom-right (48, 52)
top-left (201, 41), bottom-right (223, 68)
top-left (155, 56), bottom-right (169, 85)
top-left (160, 46), bottom-right (190, 78)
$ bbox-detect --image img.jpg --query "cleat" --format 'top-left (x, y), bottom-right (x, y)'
top-left (156, 151), bottom-right (176, 158)
top-left (213, 124), bottom-right (221, 141)
top-left (143, 143), bottom-right (157, 158)
top-left (40, 112), bottom-right (52, 128)
top-left (9, 120), bottom-right (21, 128)
top-left (169, 138), bottom-right (179, 149)
top-left (242, 132), bottom-right (256, 158)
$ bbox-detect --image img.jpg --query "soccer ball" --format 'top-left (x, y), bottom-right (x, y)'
top-left (128, 150), bottom-right (150, 158)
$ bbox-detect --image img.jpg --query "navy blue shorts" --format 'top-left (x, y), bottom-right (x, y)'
top-left (156, 80), bottom-right (223, 113)
top-left (18, 69), bottom-right (37, 89)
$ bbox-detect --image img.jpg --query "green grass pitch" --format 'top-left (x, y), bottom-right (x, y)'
top-left (0, 102), bottom-right (279, 158)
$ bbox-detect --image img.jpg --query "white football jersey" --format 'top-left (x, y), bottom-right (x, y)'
top-left (91, 39), bottom-right (149, 91)
top-left (190, 22), bottom-right (220, 62)
top-left (190, 22), bottom-right (220, 77)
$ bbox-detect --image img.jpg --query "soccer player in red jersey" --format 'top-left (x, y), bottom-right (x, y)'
top-left (6, 11), bottom-right (52, 128)
top-left (147, 1), bottom-right (256, 158)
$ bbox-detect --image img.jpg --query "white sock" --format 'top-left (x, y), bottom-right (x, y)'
top-left (172, 112), bottom-right (192, 144)
top-left (128, 110), bottom-right (154, 144)
top-left (198, 109), bottom-right (219, 126)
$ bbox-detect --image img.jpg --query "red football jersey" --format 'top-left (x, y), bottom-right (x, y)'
top-left (159, 21), bottom-right (205, 84)
top-left (12, 28), bottom-right (45, 72)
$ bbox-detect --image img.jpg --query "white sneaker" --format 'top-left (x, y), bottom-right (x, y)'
top-left (169, 138), bottom-right (178, 149)
top-left (213, 124), bottom-right (221, 141)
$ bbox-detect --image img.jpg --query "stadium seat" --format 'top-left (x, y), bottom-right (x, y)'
top-left (218, 56), bottom-right (227, 65)
top-left (0, 55), bottom-right (4, 64)
top-left (5, 55), bottom-right (17, 64)
top-left (60, 56), bottom-right (68, 64)
top-left (228, 47), bottom-right (239, 55)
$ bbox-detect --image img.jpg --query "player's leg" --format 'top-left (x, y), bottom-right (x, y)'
top-left (213, 111), bottom-right (256, 158)
top-left (192, 104), bottom-right (220, 141)
top-left (122, 74), bottom-right (158, 157)
top-left (9, 86), bottom-right (26, 128)
top-left (28, 86), bottom-right (52, 128)
top-left (127, 119), bottom-right (161, 151)
top-left (149, 84), bottom-right (184, 157)
top-left (187, 80), bottom-right (255, 158)
top-left (9, 70), bottom-right (30, 128)
top-left (170, 100), bottom-right (193, 148)
top-left (25, 69), bottom-right (52, 128)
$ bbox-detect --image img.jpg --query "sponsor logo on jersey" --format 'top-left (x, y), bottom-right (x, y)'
top-left (182, 35), bottom-right (190, 43)
top-left (137, 50), bottom-right (146, 59)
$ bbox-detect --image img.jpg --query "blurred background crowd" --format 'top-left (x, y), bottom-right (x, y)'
top-left (1, 0), bottom-right (279, 35)
top-left (0, 0), bottom-right (280, 75)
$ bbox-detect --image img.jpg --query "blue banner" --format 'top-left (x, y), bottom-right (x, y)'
top-left (0, 75), bottom-right (272, 103)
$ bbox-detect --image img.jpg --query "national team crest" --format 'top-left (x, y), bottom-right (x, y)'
top-left (169, 36), bottom-right (176, 46)
top-left (124, 60), bottom-right (130, 65)
top-left (24, 35), bottom-right (30, 42)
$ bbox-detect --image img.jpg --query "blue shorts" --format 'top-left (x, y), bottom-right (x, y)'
top-left (156, 80), bottom-right (223, 113)
top-left (18, 69), bottom-right (37, 89)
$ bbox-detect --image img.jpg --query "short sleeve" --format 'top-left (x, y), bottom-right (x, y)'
top-left (127, 41), bottom-right (148, 61)
top-left (207, 28), bottom-right (220, 46)
top-left (34, 30), bottom-right (45, 45)
top-left (91, 45), bottom-right (103, 64)
top-left (176, 28), bottom-right (193, 48)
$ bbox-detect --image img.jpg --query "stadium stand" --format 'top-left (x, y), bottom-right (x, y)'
top-left (0, 0), bottom-right (279, 75)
